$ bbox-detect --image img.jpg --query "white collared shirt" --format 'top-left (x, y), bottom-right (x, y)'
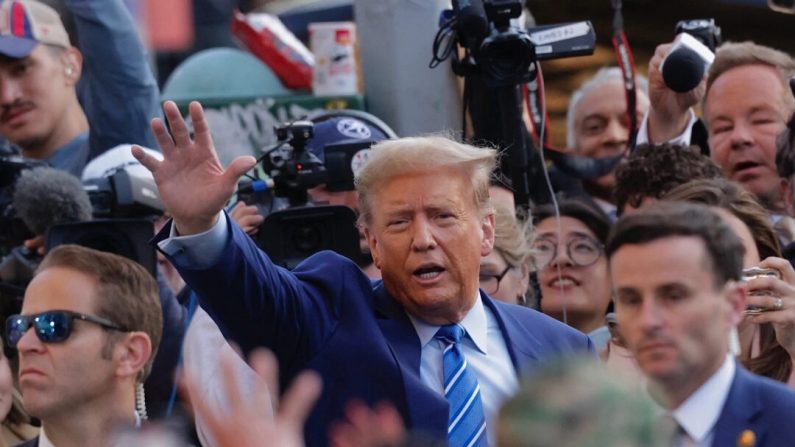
top-left (407, 297), bottom-right (519, 446)
top-left (635, 108), bottom-right (698, 147)
top-left (37, 428), bottom-right (54, 447)
top-left (671, 355), bottom-right (736, 447)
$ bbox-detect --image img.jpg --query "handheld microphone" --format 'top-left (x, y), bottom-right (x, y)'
top-left (661, 32), bottom-right (715, 93)
top-left (12, 167), bottom-right (93, 235)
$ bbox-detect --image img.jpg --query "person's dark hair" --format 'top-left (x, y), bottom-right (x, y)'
top-left (613, 143), bottom-right (723, 215)
top-left (776, 112), bottom-right (795, 180)
top-left (662, 178), bottom-right (781, 261)
top-left (606, 201), bottom-right (744, 290)
top-left (661, 178), bottom-right (790, 382)
top-left (532, 198), bottom-right (612, 245)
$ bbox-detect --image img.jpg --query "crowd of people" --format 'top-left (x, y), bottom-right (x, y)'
top-left (3, 0), bottom-right (795, 446)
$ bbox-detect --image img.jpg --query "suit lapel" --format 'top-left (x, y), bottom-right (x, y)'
top-left (371, 282), bottom-right (448, 439)
top-left (711, 367), bottom-right (766, 447)
top-left (482, 292), bottom-right (542, 377)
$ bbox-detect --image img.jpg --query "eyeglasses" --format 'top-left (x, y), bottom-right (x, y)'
top-left (533, 236), bottom-right (603, 269)
top-left (479, 266), bottom-right (512, 295)
top-left (5, 310), bottom-right (127, 349)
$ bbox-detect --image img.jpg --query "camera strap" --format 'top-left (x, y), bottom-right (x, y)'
top-left (610, 0), bottom-right (639, 152)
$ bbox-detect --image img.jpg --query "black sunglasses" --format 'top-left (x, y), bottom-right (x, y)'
top-left (5, 310), bottom-right (127, 348)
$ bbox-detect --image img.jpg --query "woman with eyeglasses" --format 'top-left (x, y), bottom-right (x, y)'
top-left (532, 199), bottom-right (613, 350)
top-left (479, 204), bottom-right (533, 306)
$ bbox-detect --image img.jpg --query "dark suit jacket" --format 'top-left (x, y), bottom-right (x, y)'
top-left (157, 218), bottom-right (594, 446)
top-left (12, 438), bottom-right (35, 447)
top-left (712, 366), bottom-right (795, 446)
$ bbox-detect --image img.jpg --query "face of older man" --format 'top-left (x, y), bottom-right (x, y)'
top-left (573, 78), bottom-right (650, 193)
top-left (364, 167), bottom-right (495, 324)
top-left (705, 65), bottom-right (792, 211)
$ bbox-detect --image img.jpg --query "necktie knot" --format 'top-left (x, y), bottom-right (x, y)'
top-left (436, 324), bottom-right (464, 345)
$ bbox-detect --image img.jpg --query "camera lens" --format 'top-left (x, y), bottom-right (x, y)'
top-left (292, 224), bottom-right (322, 254)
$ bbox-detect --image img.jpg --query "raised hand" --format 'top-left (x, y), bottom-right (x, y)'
top-left (184, 348), bottom-right (323, 447)
top-left (132, 101), bottom-right (257, 235)
top-left (329, 400), bottom-right (407, 447)
top-left (646, 42), bottom-right (706, 143)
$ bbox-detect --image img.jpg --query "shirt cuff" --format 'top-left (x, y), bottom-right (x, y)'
top-left (635, 108), bottom-right (697, 147)
top-left (158, 212), bottom-right (228, 269)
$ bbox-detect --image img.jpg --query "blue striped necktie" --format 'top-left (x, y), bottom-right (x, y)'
top-left (435, 324), bottom-right (488, 447)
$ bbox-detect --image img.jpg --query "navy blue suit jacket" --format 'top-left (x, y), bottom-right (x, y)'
top-left (157, 219), bottom-right (594, 446)
top-left (712, 366), bottom-right (795, 446)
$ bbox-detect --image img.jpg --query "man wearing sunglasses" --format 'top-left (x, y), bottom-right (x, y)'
top-left (8, 244), bottom-right (162, 447)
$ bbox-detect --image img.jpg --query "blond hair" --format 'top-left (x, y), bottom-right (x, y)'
top-left (492, 203), bottom-right (534, 271)
top-left (355, 135), bottom-right (497, 227)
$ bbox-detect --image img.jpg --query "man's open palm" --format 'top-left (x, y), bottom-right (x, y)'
top-left (132, 101), bottom-right (256, 235)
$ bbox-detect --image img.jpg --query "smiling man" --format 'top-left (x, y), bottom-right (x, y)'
top-left (607, 201), bottom-right (795, 446)
top-left (137, 101), bottom-right (593, 446)
top-left (10, 244), bottom-right (162, 447)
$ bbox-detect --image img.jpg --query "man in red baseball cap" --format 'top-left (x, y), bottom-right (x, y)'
top-left (0, 0), bottom-right (159, 177)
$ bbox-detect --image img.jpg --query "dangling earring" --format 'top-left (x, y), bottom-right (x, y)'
top-left (135, 382), bottom-right (148, 426)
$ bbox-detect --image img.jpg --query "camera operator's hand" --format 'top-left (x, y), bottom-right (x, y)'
top-left (230, 202), bottom-right (265, 236)
top-left (23, 235), bottom-right (46, 256)
top-left (646, 42), bottom-right (706, 143)
top-left (745, 257), bottom-right (795, 362)
top-left (132, 101), bottom-right (256, 235)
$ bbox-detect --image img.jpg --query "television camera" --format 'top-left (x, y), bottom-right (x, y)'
top-left (238, 110), bottom-right (395, 269)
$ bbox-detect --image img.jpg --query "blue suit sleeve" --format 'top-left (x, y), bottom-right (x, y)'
top-left (156, 216), bottom-right (367, 377)
top-left (66, 0), bottom-right (162, 159)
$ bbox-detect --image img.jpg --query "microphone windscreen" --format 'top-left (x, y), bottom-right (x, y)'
top-left (453, 0), bottom-right (488, 44)
top-left (12, 167), bottom-right (93, 235)
top-left (662, 47), bottom-right (706, 93)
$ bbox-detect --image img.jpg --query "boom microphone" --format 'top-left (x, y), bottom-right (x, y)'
top-left (12, 167), bottom-right (93, 235)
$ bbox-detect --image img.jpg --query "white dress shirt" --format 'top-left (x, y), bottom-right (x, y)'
top-left (407, 298), bottom-right (519, 446)
top-left (669, 355), bottom-right (736, 447)
top-left (635, 108), bottom-right (698, 147)
top-left (37, 428), bottom-right (54, 447)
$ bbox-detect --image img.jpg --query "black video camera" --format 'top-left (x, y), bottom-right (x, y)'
top-left (240, 120), bottom-right (364, 269)
top-left (259, 120), bottom-right (328, 208)
top-left (444, 0), bottom-right (595, 86)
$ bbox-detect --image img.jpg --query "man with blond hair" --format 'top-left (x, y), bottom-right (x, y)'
top-left (640, 41), bottom-right (795, 229)
top-left (135, 101), bottom-right (593, 446)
